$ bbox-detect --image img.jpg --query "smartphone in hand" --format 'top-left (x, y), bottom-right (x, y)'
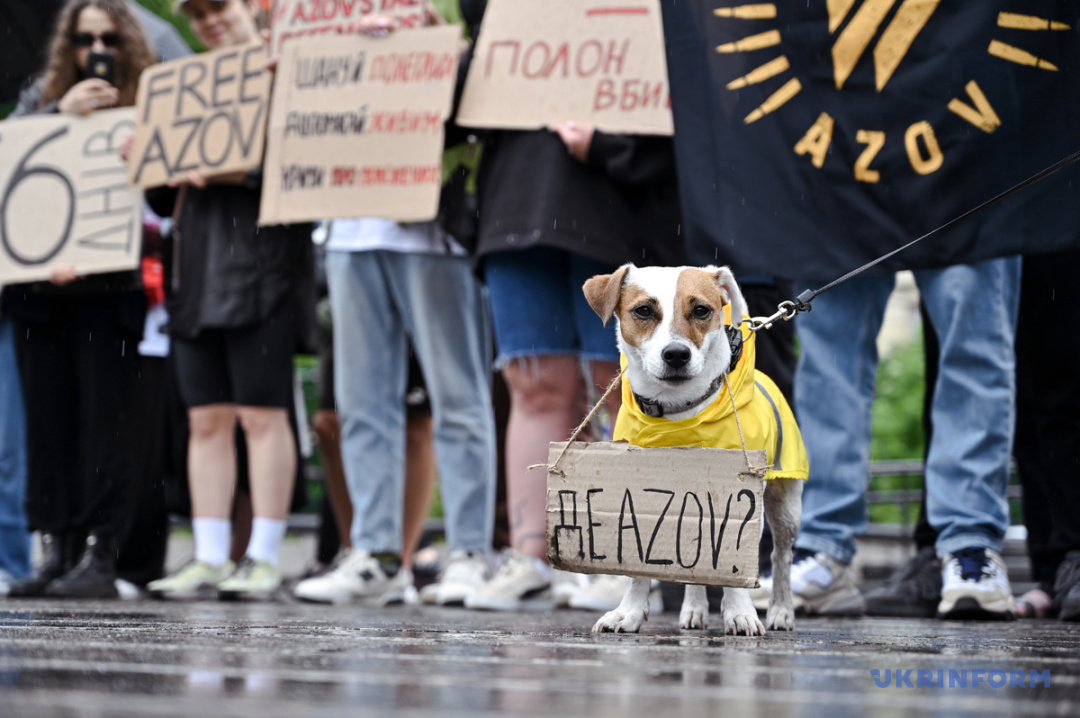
top-left (87, 51), bottom-right (116, 86)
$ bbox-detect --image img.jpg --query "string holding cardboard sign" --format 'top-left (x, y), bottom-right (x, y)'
top-left (528, 367), bottom-right (625, 478)
top-left (530, 366), bottom-right (771, 480)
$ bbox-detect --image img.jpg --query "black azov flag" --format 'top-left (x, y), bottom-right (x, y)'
top-left (661, 0), bottom-right (1080, 281)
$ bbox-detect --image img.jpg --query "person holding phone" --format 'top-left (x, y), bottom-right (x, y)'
top-left (3, 0), bottom-right (157, 599)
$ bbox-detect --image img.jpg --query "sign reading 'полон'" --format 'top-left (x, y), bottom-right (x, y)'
top-left (458, 0), bottom-right (673, 135)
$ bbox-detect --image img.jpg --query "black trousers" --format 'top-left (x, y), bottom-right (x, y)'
top-left (13, 292), bottom-right (145, 538)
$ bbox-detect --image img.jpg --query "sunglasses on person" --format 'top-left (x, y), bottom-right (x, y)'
top-left (71, 32), bottom-right (122, 48)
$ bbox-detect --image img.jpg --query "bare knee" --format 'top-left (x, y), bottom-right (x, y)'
top-left (237, 406), bottom-right (290, 440)
top-left (502, 356), bottom-right (582, 416)
top-left (189, 405), bottom-right (237, 442)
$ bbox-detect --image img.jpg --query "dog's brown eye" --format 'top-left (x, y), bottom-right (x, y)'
top-left (692, 305), bottom-right (713, 319)
top-left (633, 305), bottom-right (654, 320)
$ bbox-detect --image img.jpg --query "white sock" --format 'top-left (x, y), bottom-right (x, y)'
top-left (245, 517), bottom-right (286, 566)
top-left (193, 518), bottom-right (231, 567)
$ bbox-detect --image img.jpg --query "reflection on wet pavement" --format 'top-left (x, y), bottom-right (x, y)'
top-left (0, 600), bottom-right (1077, 716)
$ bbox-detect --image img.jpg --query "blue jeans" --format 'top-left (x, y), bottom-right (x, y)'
top-left (326, 250), bottom-right (496, 554)
top-left (0, 317), bottom-right (31, 578)
top-left (794, 257), bottom-right (1021, 563)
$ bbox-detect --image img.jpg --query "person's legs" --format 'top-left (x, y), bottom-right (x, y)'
top-left (918, 257), bottom-right (1020, 619)
top-left (391, 252), bottom-right (496, 555)
top-left (793, 273), bottom-right (893, 563)
top-left (0, 317), bottom-right (31, 584)
top-left (918, 258), bottom-right (1019, 557)
top-left (48, 294), bottom-right (144, 599)
top-left (187, 405), bottom-right (240, 520)
top-left (312, 410), bottom-right (351, 551)
top-left (402, 413), bottom-right (436, 571)
top-left (292, 250), bottom-right (413, 606)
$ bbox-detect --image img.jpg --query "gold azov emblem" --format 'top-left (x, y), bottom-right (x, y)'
top-left (713, 2), bottom-right (1070, 182)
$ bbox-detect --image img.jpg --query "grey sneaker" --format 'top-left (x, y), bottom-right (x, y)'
top-left (217, 557), bottom-right (282, 601)
top-left (147, 560), bottom-right (236, 601)
top-left (790, 549), bottom-right (866, 616)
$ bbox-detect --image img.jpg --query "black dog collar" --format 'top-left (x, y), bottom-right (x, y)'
top-left (633, 326), bottom-right (744, 419)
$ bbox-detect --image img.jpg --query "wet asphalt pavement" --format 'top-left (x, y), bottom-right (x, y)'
top-left (0, 599), bottom-right (1078, 717)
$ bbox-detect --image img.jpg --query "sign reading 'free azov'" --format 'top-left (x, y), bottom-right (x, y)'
top-left (0, 108), bottom-right (142, 284)
top-left (128, 41), bottom-right (271, 188)
top-left (458, 0), bottom-right (673, 135)
top-left (545, 442), bottom-right (764, 588)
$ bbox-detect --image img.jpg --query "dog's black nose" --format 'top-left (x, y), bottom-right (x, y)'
top-left (662, 344), bottom-right (691, 369)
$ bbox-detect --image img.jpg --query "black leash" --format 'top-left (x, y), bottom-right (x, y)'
top-left (745, 147), bottom-right (1080, 331)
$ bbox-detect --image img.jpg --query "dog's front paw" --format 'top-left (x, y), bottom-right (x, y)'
top-left (765, 603), bottom-right (795, 631)
top-left (679, 604), bottom-right (708, 630)
top-left (724, 609), bottom-right (766, 636)
top-left (592, 608), bottom-right (647, 633)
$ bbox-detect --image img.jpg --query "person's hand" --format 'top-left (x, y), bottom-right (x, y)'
top-left (168, 170), bottom-right (208, 189)
top-left (119, 133), bottom-right (133, 162)
top-left (549, 121), bottom-right (595, 163)
top-left (49, 264), bottom-right (81, 286)
top-left (57, 79), bottom-right (118, 116)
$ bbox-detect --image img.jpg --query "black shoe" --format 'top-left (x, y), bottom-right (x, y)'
top-left (864, 546), bottom-right (941, 618)
top-left (7, 532), bottom-right (67, 597)
top-left (46, 533), bottom-right (119, 599)
top-left (1053, 551), bottom-right (1080, 622)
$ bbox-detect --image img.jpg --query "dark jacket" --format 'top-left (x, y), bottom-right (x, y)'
top-left (474, 129), bottom-right (686, 268)
top-left (146, 178), bottom-right (315, 346)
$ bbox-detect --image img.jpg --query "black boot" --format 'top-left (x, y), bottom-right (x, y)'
top-left (7, 532), bottom-right (67, 597)
top-left (46, 533), bottom-right (119, 599)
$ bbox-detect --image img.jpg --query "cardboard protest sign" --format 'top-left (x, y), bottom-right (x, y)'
top-left (457, 0), bottom-right (673, 135)
top-left (545, 442), bottom-right (764, 588)
top-left (259, 24), bottom-right (460, 225)
top-left (0, 108), bottom-right (142, 284)
top-left (128, 41), bottom-right (270, 189)
top-left (270, 0), bottom-right (428, 52)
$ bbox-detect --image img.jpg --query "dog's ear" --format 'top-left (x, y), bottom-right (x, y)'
top-left (583, 264), bottom-right (632, 327)
top-left (713, 266), bottom-right (749, 327)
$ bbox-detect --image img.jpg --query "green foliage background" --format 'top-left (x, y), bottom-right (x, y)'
top-left (135, 0), bottom-right (204, 52)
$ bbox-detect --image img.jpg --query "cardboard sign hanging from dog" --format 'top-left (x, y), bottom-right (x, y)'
top-left (269, 0), bottom-right (429, 53)
top-left (128, 41), bottom-right (271, 189)
top-left (457, 0), bottom-right (673, 135)
top-left (0, 108), bottom-right (142, 284)
top-left (545, 442), bottom-right (764, 588)
top-left (258, 25), bottom-right (460, 226)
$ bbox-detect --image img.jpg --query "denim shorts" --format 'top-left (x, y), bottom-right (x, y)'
top-left (483, 246), bottom-right (620, 366)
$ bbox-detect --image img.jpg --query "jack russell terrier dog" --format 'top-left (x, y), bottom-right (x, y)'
top-left (582, 264), bottom-right (808, 636)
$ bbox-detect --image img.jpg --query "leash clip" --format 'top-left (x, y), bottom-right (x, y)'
top-left (743, 300), bottom-right (806, 332)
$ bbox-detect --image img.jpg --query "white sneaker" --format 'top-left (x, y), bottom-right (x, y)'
top-left (790, 549), bottom-right (865, 616)
top-left (551, 569), bottom-right (588, 608)
top-left (293, 549), bottom-right (413, 606)
top-left (938, 547), bottom-right (1015, 620)
top-left (568, 574), bottom-right (628, 612)
top-left (420, 551), bottom-right (489, 606)
top-left (464, 548), bottom-right (550, 611)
